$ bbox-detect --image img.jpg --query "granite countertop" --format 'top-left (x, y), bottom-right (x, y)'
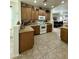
top-left (19, 22), bottom-right (52, 33)
top-left (28, 22), bottom-right (52, 26)
top-left (61, 25), bottom-right (68, 29)
top-left (29, 23), bottom-right (40, 26)
top-left (20, 26), bottom-right (34, 33)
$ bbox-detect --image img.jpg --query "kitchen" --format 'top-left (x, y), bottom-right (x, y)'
top-left (10, 0), bottom-right (68, 59)
top-left (21, 2), bottom-right (53, 34)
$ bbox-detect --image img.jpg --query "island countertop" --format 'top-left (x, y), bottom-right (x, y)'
top-left (19, 26), bottom-right (34, 33)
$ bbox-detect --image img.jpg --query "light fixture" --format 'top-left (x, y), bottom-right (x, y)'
top-left (44, 3), bottom-right (47, 6)
top-left (34, 0), bottom-right (37, 3)
top-left (61, 1), bottom-right (64, 4)
top-left (43, 0), bottom-right (47, 6)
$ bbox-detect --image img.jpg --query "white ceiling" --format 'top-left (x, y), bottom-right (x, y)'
top-left (52, 1), bottom-right (68, 14)
top-left (20, 0), bottom-right (68, 9)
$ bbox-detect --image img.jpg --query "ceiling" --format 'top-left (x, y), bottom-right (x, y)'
top-left (52, 1), bottom-right (68, 14)
top-left (20, 0), bottom-right (68, 9)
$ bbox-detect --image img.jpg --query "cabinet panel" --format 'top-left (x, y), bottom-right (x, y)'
top-left (21, 7), bottom-right (32, 21)
top-left (39, 9), bottom-right (43, 16)
top-left (31, 26), bottom-right (40, 35)
top-left (42, 10), bottom-right (46, 16)
top-left (21, 7), bottom-right (27, 20)
top-left (19, 31), bottom-right (34, 53)
top-left (60, 28), bottom-right (68, 43)
top-left (32, 9), bottom-right (35, 21)
top-left (46, 12), bottom-right (50, 21)
top-left (21, 3), bottom-right (50, 22)
top-left (47, 24), bottom-right (52, 32)
top-left (32, 9), bottom-right (38, 21)
top-left (35, 10), bottom-right (39, 20)
top-left (26, 8), bottom-right (32, 20)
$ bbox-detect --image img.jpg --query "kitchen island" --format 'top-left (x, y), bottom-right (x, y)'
top-left (60, 25), bottom-right (68, 43)
top-left (19, 26), bottom-right (34, 53)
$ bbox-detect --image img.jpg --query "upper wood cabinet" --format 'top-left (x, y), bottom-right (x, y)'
top-left (38, 9), bottom-right (50, 21)
top-left (46, 12), bottom-right (50, 21)
top-left (38, 9), bottom-right (46, 16)
top-left (35, 10), bottom-right (39, 20)
top-left (21, 3), bottom-right (50, 21)
top-left (21, 7), bottom-right (32, 21)
top-left (39, 9), bottom-right (43, 16)
top-left (26, 8), bottom-right (32, 20)
top-left (42, 10), bottom-right (46, 16)
top-left (32, 8), bottom-right (38, 21)
top-left (21, 7), bottom-right (27, 20)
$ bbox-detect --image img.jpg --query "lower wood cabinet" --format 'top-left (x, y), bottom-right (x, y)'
top-left (19, 31), bottom-right (34, 54)
top-left (47, 24), bottom-right (52, 32)
top-left (31, 26), bottom-right (40, 35)
top-left (60, 28), bottom-right (68, 43)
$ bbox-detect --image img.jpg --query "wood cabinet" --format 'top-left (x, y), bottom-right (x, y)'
top-left (35, 10), bottom-right (39, 20)
top-left (21, 3), bottom-right (50, 21)
top-left (46, 12), bottom-right (50, 21)
top-left (19, 27), bottom-right (34, 53)
top-left (47, 24), bottom-right (52, 32)
top-left (31, 25), bottom-right (40, 35)
top-left (32, 8), bottom-right (38, 21)
top-left (42, 10), bottom-right (46, 16)
top-left (26, 8), bottom-right (32, 20)
top-left (21, 7), bottom-right (27, 20)
top-left (39, 9), bottom-right (43, 16)
top-left (38, 9), bottom-right (50, 21)
top-left (38, 10), bottom-right (46, 16)
top-left (21, 7), bottom-right (32, 20)
top-left (60, 28), bottom-right (68, 43)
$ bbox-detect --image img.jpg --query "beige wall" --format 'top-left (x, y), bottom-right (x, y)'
top-left (49, 9), bottom-right (54, 28)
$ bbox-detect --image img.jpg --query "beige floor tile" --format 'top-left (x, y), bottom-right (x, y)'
top-left (13, 29), bottom-right (68, 59)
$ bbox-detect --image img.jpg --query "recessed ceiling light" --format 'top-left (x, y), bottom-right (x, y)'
top-left (44, 3), bottom-right (47, 6)
top-left (61, 1), bottom-right (64, 4)
top-left (34, 0), bottom-right (37, 3)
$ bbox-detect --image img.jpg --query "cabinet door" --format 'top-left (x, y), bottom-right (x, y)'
top-left (31, 26), bottom-right (40, 35)
top-left (21, 7), bottom-right (27, 20)
top-left (42, 10), bottom-right (46, 16)
top-left (32, 9), bottom-right (38, 21)
top-left (61, 28), bottom-right (68, 43)
top-left (47, 24), bottom-right (52, 32)
top-left (35, 10), bottom-right (38, 20)
top-left (26, 8), bottom-right (32, 20)
top-left (32, 9), bottom-right (35, 21)
top-left (45, 12), bottom-right (50, 21)
top-left (39, 9), bottom-right (43, 16)
top-left (19, 31), bottom-right (34, 53)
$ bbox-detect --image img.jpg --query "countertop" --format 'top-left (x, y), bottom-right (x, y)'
top-left (19, 22), bottom-right (52, 33)
top-left (60, 25), bottom-right (68, 29)
top-left (20, 26), bottom-right (34, 33)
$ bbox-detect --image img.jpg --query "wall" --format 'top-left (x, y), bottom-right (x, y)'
top-left (49, 9), bottom-right (54, 28)
top-left (10, 0), bottom-right (21, 27)
top-left (10, 0), bottom-right (21, 58)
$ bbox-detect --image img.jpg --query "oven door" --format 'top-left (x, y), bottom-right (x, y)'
top-left (40, 25), bottom-right (47, 34)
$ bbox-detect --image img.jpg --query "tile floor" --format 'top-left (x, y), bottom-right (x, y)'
top-left (13, 28), bottom-right (68, 59)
